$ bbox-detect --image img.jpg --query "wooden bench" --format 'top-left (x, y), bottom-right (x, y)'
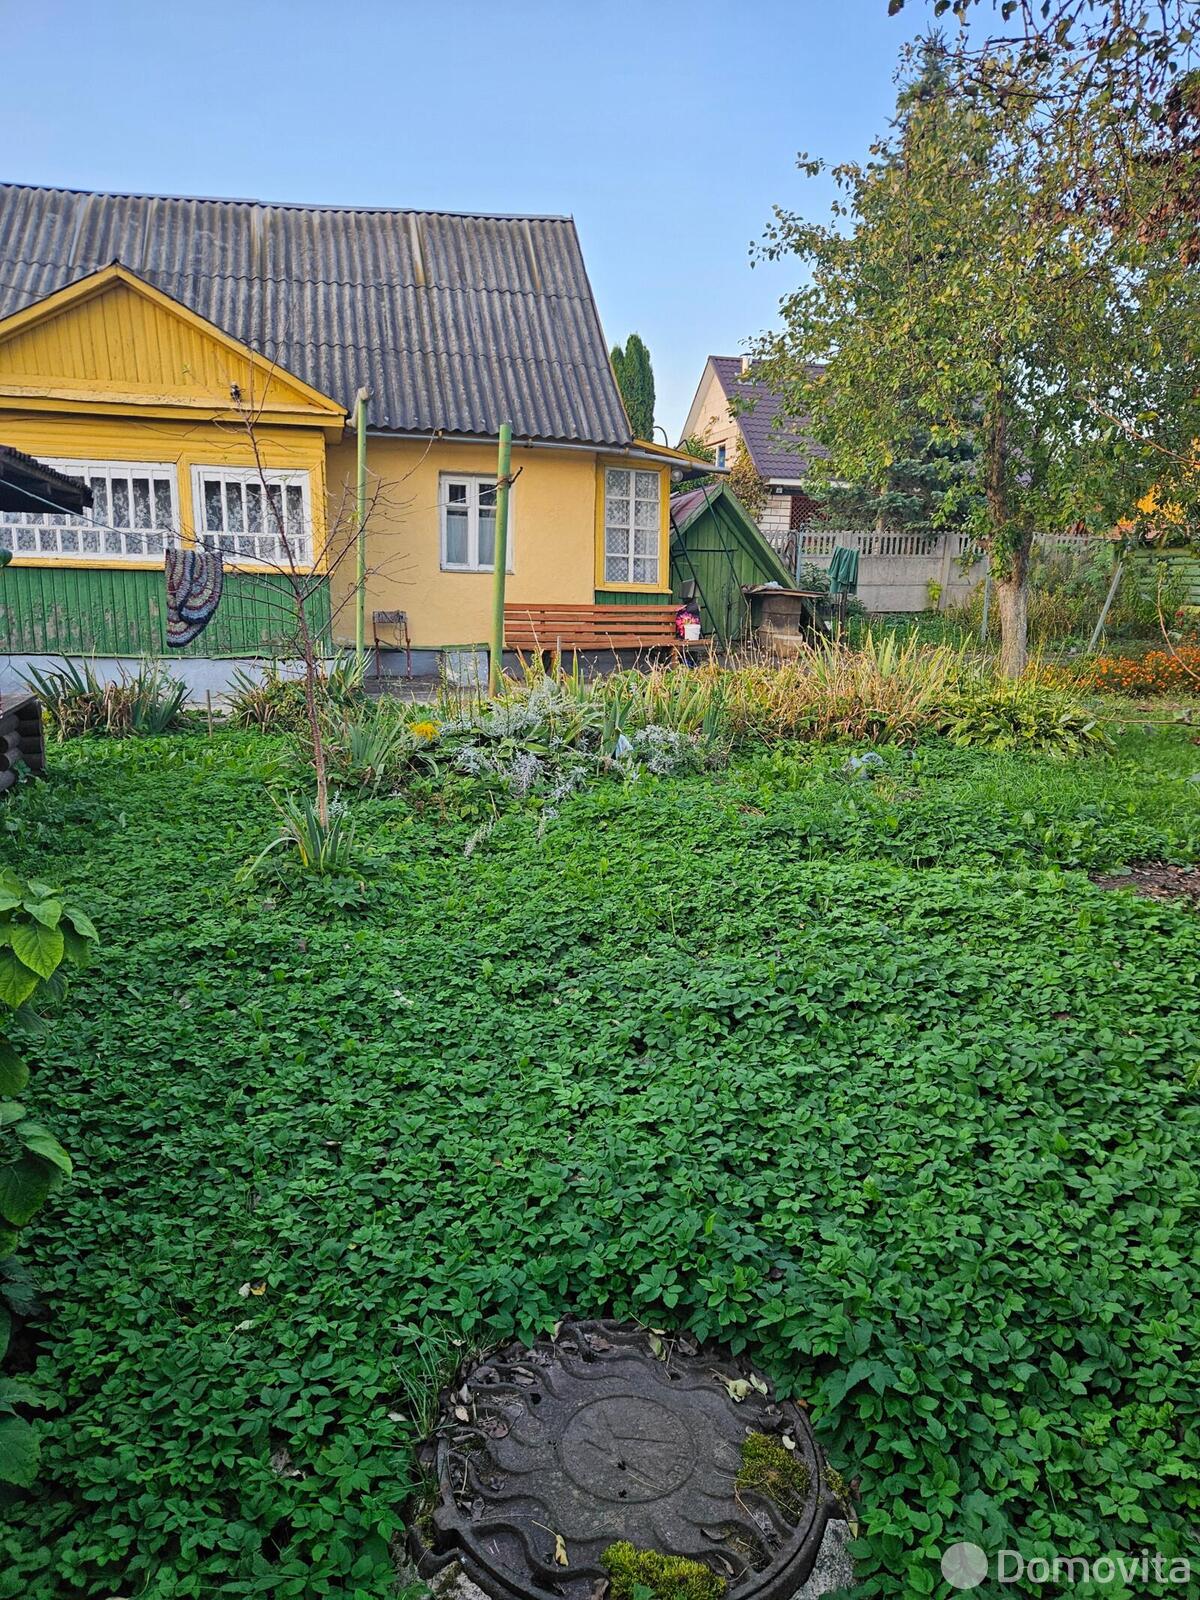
top-left (504, 603), bottom-right (689, 659)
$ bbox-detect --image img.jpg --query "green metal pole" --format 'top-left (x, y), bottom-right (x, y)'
top-left (489, 423), bottom-right (513, 695)
top-left (354, 387), bottom-right (369, 674)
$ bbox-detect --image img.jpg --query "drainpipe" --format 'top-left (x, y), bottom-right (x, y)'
top-left (354, 387), bottom-right (369, 674)
top-left (489, 423), bottom-right (513, 695)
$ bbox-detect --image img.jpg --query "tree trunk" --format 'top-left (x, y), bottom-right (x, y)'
top-left (982, 369), bottom-right (1030, 679)
top-left (996, 560), bottom-right (1029, 678)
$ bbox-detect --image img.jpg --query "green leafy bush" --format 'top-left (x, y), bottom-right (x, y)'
top-left (0, 869), bottom-right (97, 1490)
top-left (228, 654), bottom-right (365, 735)
top-left (22, 660), bottom-right (188, 739)
top-left (936, 682), bottom-right (1113, 756)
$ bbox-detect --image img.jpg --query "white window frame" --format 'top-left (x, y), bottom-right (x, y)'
top-left (0, 458), bottom-right (179, 562)
top-left (715, 443), bottom-right (727, 470)
top-left (602, 467), bottom-right (662, 587)
top-left (439, 473), bottom-right (513, 573)
top-left (190, 465), bottom-right (314, 568)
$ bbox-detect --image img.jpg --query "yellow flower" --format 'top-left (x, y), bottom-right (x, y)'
top-left (409, 720), bottom-right (439, 741)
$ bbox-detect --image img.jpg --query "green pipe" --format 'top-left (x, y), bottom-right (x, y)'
top-left (489, 423), bottom-right (513, 695)
top-left (354, 387), bottom-right (369, 673)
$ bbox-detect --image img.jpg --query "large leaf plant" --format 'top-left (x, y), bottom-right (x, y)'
top-left (0, 869), bottom-right (96, 1490)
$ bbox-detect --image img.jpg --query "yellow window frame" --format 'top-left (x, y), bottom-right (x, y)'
top-left (594, 460), bottom-right (670, 592)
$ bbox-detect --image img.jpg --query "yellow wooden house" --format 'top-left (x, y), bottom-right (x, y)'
top-left (0, 184), bottom-right (701, 683)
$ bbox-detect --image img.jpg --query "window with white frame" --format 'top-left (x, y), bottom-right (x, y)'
top-left (439, 474), bottom-right (510, 571)
top-left (192, 466), bottom-right (313, 566)
top-left (603, 467), bottom-right (661, 585)
top-left (715, 443), bottom-right (727, 470)
top-left (0, 460), bottom-right (179, 561)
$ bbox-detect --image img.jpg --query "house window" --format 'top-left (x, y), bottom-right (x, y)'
top-left (440, 474), bottom-right (510, 571)
top-left (0, 459), bottom-right (178, 561)
top-left (603, 467), bottom-right (661, 585)
top-left (715, 443), bottom-right (727, 469)
top-left (192, 467), bottom-right (313, 567)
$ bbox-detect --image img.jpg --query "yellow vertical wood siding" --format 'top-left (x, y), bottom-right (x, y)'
top-left (0, 266), bottom-right (344, 428)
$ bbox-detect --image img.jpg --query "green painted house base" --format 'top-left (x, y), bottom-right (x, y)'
top-left (0, 566), bottom-right (332, 658)
top-left (593, 590), bottom-right (672, 606)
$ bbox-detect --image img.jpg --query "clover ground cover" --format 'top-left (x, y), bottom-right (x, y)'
top-left (0, 727), bottom-right (1197, 1599)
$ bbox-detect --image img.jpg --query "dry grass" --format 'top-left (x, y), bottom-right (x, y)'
top-left (626, 633), bottom-right (976, 746)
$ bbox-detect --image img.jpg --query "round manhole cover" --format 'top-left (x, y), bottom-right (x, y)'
top-left (409, 1319), bottom-right (845, 1600)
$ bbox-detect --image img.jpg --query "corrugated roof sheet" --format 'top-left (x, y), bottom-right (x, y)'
top-left (0, 184), bottom-right (634, 446)
top-left (709, 355), bottom-right (825, 480)
top-left (668, 484), bottom-right (718, 530)
top-left (0, 443), bottom-right (93, 513)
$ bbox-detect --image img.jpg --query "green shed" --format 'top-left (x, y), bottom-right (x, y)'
top-left (669, 483), bottom-right (797, 645)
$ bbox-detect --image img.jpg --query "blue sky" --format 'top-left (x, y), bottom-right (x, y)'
top-left (5, 0), bottom-right (925, 437)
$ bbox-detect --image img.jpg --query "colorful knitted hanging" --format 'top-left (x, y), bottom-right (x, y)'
top-left (164, 548), bottom-right (224, 647)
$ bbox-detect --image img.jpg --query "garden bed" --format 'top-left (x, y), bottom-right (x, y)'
top-left (1090, 861), bottom-right (1200, 904)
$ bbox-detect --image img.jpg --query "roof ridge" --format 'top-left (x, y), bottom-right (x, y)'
top-left (0, 181), bottom-right (574, 224)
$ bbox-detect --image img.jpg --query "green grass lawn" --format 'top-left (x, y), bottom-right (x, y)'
top-left (2, 727), bottom-right (1198, 1599)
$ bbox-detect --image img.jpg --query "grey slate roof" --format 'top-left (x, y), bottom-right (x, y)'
top-left (0, 184), bottom-right (634, 446)
top-left (709, 356), bottom-right (825, 480)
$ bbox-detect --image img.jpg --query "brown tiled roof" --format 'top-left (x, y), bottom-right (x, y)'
top-left (709, 356), bottom-right (825, 480)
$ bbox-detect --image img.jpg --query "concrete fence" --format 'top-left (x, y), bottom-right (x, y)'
top-left (788, 526), bottom-right (985, 612)
top-left (784, 527), bottom-right (1119, 613)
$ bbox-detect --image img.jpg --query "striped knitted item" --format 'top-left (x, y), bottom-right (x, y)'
top-left (164, 548), bottom-right (224, 647)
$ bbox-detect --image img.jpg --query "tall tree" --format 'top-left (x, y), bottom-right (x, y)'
top-left (819, 424), bottom-right (980, 529)
top-left (755, 41), bottom-right (1200, 674)
top-left (891, 2), bottom-right (1200, 198)
top-left (610, 334), bottom-right (656, 440)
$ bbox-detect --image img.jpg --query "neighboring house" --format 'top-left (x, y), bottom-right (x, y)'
top-left (668, 483), bottom-right (796, 646)
top-left (0, 183), bottom-right (702, 684)
top-left (679, 355), bottom-right (823, 551)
